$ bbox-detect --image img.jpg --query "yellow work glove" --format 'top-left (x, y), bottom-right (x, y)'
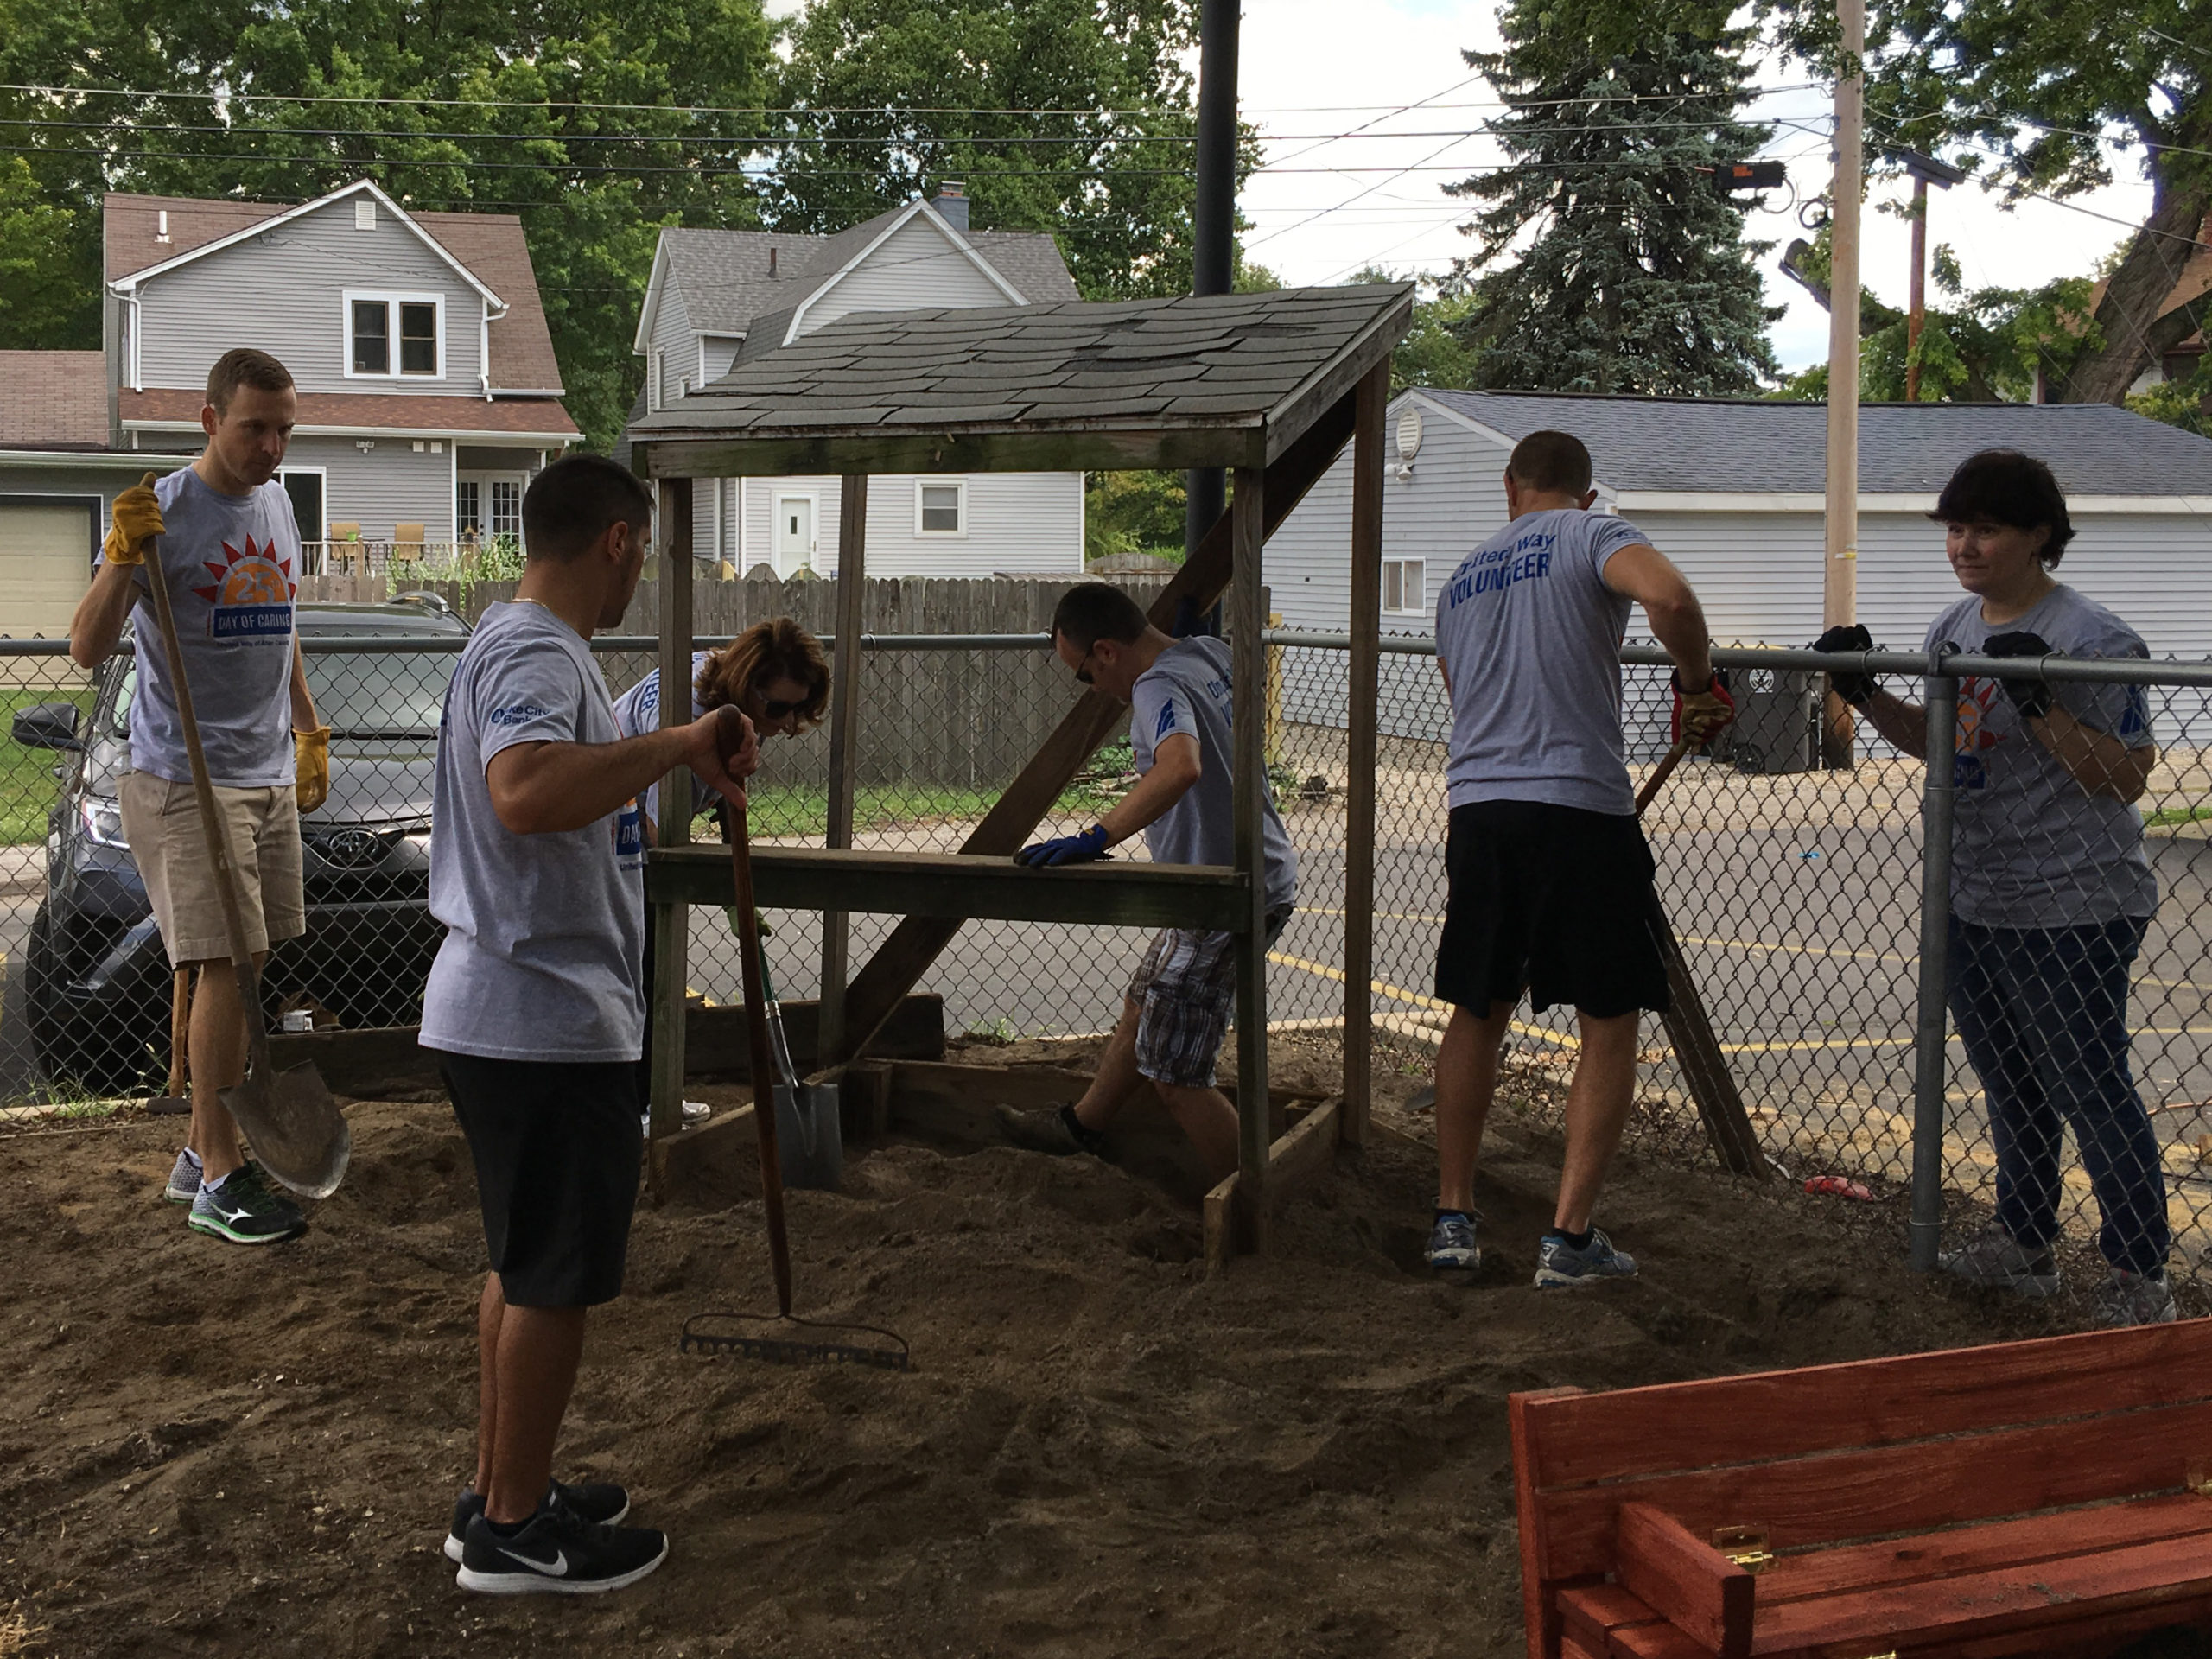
top-left (101, 472), bottom-right (164, 568)
top-left (295, 726), bottom-right (331, 813)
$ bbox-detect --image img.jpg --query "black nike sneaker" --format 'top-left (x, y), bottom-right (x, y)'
top-left (188, 1162), bottom-right (308, 1244)
top-left (455, 1492), bottom-right (667, 1595)
top-left (445, 1478), bottom-right (632, 1563)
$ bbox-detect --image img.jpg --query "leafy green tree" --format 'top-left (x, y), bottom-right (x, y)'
top-left (0, 156), bottom-right (89, 349)
top-left (0, 0), bottom-right (777, 448)
top-left (771, 0), bottom-right (1224, 301)
top-left (1845, 0), bottom-right (2209, 406)
top-left (1447, 0), bottom-right (1781, 395)
top-left (1349, 266), bottom-right (1479, 391)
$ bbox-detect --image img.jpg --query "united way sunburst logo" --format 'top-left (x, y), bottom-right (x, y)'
top-left (193, 536), bottom-right (295, 641)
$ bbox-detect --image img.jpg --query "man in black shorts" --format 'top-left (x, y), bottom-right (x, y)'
top-left (421, 456), bottom-right (756, 1592)
top-left (1427, 430), bottom-right (1732, 1285)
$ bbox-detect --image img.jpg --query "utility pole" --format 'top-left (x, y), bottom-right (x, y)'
top-left (1821, 0), bottom-right (1865, 767)
top-left (1894, 150), bottom-right (1965, 403)
top-left (1185, 0), bottom-right (1238, 563)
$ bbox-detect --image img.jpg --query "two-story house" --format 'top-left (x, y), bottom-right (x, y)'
top-left (626, 186), bottom-right (1087, 577)
top-left (13, 178), bottom-right (578, 574)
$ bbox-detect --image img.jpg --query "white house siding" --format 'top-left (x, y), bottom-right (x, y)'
top-left (133, 200), bottom-right (486, 397)
top-left (732, 472), bottom-right (1083, 579)
top-left (650, 280), bottom-right (696, 406)
top-left (794, 217), bottom-right (1014, 338)
top-left (285, 433), bottom-right (462, 543)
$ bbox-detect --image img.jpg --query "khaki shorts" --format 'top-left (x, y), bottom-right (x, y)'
top-left (118, 772), bottom-right (306, 966)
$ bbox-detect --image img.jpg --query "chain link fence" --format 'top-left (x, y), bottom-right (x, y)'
top-left (6, 608), bottom-right (2209, 1307)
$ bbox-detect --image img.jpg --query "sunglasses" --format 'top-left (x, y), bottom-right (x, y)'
top-left (1074, 644), bottom-right (1097, 686)
top-left (760, 696), bottom-right (806, 720)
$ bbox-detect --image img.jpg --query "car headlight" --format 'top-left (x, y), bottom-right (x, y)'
top-left (79, 796), bottom-right (128, 847)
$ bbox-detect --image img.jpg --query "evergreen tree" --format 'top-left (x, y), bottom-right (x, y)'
top-left (1447, 0), bottom-right (1781, 395)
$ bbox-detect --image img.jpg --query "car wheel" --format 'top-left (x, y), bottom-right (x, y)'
top-left (25, 903), bottom-right (156, 1096)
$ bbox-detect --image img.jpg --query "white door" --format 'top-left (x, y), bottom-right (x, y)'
top-left (0, 501), bottom-right (95, 642)
top-left (775, 496), bottom-right (816, 574)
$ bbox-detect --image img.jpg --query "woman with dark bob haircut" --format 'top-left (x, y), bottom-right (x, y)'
top-left (1814, 448), bottom-right (2171, 1325)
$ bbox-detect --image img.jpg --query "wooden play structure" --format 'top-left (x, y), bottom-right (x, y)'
top-left (623, 283), bottom-right (1413, 1263)
top-left (1511, 1319), bottom-right (2212, 1658)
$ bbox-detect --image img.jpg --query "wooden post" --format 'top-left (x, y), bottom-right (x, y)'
top-left (1344, 360), bottom-right (1389, 1147)
top-left (1821, 0), bottom-right (1865, 768)
top-left (1230, 465), bottom-right (1269, 1255)
top-left (819, 474), bottom-right (868, 1063)
top-left (649, 477), bottom-right (694, 1185)
top-left (1905, 173), bottom-right (1929, 404)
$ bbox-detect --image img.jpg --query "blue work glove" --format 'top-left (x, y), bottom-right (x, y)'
top-left (1015, 825), bottom-right (1112, 867)
top-left (1981, 631), bottom-right (2057, 719)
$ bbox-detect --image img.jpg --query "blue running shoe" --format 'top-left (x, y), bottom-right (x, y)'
top-left (1425, 1210), bottom-right (1481, 1272)
top-left (164, 1148), bottom-right (202, 1205)
top-left (1535, 1229), bottom-right (1637, 1287)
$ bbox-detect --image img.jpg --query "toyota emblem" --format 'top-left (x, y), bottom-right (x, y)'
top-left (319, 828), bottom-right (385, 868)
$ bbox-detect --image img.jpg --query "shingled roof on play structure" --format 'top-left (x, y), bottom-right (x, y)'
top-left (1422, 389), bottom-right (2212, 498)
top-left (624, 284), bottom-right (1414, 459)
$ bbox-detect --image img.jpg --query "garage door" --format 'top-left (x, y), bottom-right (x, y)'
top-left (0, 500), bottom-right (95, 641)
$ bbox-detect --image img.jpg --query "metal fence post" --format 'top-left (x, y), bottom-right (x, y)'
top-left (1910, 654), bottom-right (1958, 1271)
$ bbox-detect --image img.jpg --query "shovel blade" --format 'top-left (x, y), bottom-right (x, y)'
top-left (220, 1062), bottom-right (351, 1199)
top-left (772, 1081), bottom-right (842, 1192)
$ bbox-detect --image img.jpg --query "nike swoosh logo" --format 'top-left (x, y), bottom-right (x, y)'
top-left (497, 1545), bottom-right (569, 1577)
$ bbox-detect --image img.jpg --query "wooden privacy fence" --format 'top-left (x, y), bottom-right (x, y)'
top-left (296, 572), bottom-right (1173, 789)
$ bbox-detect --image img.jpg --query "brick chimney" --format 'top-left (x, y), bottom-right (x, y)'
top-left (931, 181), bottom-right (969, 232)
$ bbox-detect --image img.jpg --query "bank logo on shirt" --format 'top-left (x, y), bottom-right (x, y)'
top-left (1954, 677), bottom-right (2000, 790)
top-left (192, 536), bottom-right (296, 641)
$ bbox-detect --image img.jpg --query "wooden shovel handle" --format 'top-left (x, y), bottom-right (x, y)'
top-left (728, 799), bottom-right (793, 1317)
top-left (1635, 737), bottom-right (1694, 817)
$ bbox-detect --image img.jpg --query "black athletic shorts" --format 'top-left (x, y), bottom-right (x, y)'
top-left (1433, 800), bottom-right (1670, 1020)
top-left (435, 1050), bottom-right (645, 1308)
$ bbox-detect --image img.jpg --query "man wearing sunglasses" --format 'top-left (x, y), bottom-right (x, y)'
top-left (1002, 582), bottom-right (1297, 1180)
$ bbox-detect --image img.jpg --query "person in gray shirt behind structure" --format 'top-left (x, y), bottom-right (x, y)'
top-left (1001, 583), bottom-right (1296, 1183)
top-left (1816, 448), bottom-right (2172, 1327)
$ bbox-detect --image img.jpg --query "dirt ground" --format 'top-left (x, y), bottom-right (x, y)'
top-left (0, 1036), bottom-right (2075, 1659)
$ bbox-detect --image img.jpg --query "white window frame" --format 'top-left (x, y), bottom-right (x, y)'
top-left (772, 492), bottom-right (819, 575)
top-left (650, 349), bottom-right (665, 413)
top-left (275, 465), bottom-right (327, 546)
top-left (913, 477), bottom-right (968, 538)
top-left (456, 470), bottom-right (528, 543)
top-left (1382, 556), bottom-right (1427, 616)
top-left (344, 289), bottom-right (446, 381)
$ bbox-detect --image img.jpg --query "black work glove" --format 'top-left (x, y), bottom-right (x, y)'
top-left (1980, 631), bottom-right (2056, 720)
top-left (1811, 623), bottom-right (1877, 707)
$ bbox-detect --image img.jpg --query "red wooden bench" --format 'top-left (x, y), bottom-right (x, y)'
top-left (1510, 1320), bottom-right (2212, 1659)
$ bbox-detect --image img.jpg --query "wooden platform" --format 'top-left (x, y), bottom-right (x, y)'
top-left (647, 845), bottom-right (1253, 932)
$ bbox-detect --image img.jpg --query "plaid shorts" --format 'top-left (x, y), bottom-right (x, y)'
top-left (1128, 908), bottom-right (1290, 1088)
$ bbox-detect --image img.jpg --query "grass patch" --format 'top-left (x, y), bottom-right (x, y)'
top-left (0, 686), bottom-right (92, 848)
top-left (734, 766), bottom-right (1136, 841)
top-left (2146, 804), bottom-right (2212, 828)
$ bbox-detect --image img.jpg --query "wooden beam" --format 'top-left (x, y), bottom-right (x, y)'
top-left (1343, 358), bottom-right (1389, 1147)
top-left (1200, 1097), bottom-right (1344, 1274)
top-left (1658, 921), bottom-right (1771, 1179)
top-left (647, 845), bottom-right (1254, 931)
top-left (639, 423), bottom-right (1268, 481)
top-left (836, 385), bottom-right (1361, 1058)
top-left (819, 473), bottom-right (868, 1064)
top-left (648, 477), bottom-right (694, 1184)
top-left (1230, 462), bottom-right (1270, 1255)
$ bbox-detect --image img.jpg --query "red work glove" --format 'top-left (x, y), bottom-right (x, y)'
top-left (1670, 669), bottom-right (1735, 751)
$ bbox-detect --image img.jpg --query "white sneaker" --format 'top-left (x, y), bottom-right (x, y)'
top-left (2092, 1268), bottom-right (2177, 1327)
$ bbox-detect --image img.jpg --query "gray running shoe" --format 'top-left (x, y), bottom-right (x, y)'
top-left (188, 1162), bottom-right (308, 1245)
top-left (1535, 1229), bottom-right (1638, 1288)
top-left (1425, 1211), bottom-right (1481, 1272)
top-left (997, 1102), bottom-right (1100, 1157)
top-left (1936, 1224), bottom-right (2059, 1299)
top-left (2092, 1268), bottom-right (2177, 1328)
top-left (164, 1149), bottom-right (201, 1205)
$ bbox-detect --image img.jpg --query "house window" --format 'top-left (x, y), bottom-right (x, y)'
top-left (490, 480), bottom-right (522, 540)
top-left (346, 291), bottom-right (442, 378)
top-left (455, 480), bottom-right (481, 537)
top-left (1382, 557), bottom-right (1426, 615)
top-left (916, 479), bottom-right (966, 537)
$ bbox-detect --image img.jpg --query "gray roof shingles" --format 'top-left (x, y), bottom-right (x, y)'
top-left (628, 285), bottom-right (1413, 444)
top-left (1425, 389), bottom-right (2212, 498)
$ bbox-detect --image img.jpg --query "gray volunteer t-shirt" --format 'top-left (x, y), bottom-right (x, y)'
top-left (421, 602), bottom-right (648, 1063)
top-left (1128, 636), bottom-right (1297, 913)
top-left (611, 652), bottom-right (718, 831)
top-left (96, 467), bottom-right (299, 789)
top-left (1437, 508), bottom-right (1648, 815)
top-left (1925, 583), bottom-right (2158, 927)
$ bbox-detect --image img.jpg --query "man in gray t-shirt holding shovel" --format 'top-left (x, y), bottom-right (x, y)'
top-left (70, 348), bottom-right (327, 1247)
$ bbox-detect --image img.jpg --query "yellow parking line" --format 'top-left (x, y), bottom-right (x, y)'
top-left (1265, 950), bottom-right (1580, 1051)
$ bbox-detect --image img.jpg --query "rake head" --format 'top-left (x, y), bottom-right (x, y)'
top-left (680, 1310), bottom-right (911, 1372)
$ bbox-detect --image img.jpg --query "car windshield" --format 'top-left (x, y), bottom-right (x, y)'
top-left (111, 639), bottom-right (459, 738)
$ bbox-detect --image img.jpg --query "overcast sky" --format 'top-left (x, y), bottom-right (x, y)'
top-left (1231, 0), bottom-right (2155, 375)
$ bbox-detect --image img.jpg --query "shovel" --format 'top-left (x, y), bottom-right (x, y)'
top-left (137, 511), bottom-right (350, 1198)
top-left (145, 965), bottom-right (193, 1115)
top-left (760, 940), bottom-right (842, 1192)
